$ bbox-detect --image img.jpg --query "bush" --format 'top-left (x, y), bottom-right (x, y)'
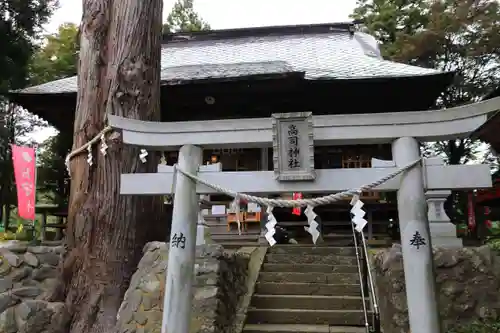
top-left (447, 320), bottom-right (500, 333)
top-left (488, 238), bottom-right (500, 255)
top-left (0, 231), bottom-right (32, 242)
top-left (0, 223), bottom-right (37, 242)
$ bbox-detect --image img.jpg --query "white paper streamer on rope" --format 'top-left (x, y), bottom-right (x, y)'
top-left (265, 206), bottom-right (277, 246)
top-left (65, 156), bottom-right (70, 174)
top-left (350, 194), bottom-right (368, 232)
top-left (86, 145), bottom-right (93, 166)
top-left (100, 133), bottom-right (108, 156)
top-left (139, 149), bottom-right (148, 163)
top-left (160, 154), bottom-right (167, 165)
top-left (304, 205), bottom-right (321, 244)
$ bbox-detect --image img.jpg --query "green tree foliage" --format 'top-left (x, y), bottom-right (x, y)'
top-left (351, 0), bottom-right (500, 222)
top-left (447, 320), bottom-right (500, 333)
top-left (29, 23), bottom-right (79, 85)
top-left (0, 0), bottom-right (57, 91)
top-left (28, 23), bottom-right (79, 208)
top-left (0, 0), bottom-right (57, 226)
top-left (351, 0), bottom-right (500, 162)
top-left (163, 0), bottom-right (210, 33)
top-left (36, 134), bottom-right (70, 207)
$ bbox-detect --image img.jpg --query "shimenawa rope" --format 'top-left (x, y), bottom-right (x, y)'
top-left (172, 158), bottom-right (421, 208)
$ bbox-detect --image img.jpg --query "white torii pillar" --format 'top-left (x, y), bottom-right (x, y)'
top-left (393, 137), bottom-right (441, 333)
top-left (161, 144), bottom-right (202, 333)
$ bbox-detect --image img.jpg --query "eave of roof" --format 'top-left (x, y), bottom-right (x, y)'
top-left (10, 21), bottom-right (450, 96)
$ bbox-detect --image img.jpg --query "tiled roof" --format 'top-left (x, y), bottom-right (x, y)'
top-left (15, 24), bottom-right (444, 95)
top-left (15, 61), bottom-right (297, 94)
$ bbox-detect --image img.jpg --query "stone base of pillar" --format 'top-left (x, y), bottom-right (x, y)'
top-left (429, 222), bottom-right (462, 248)
top-left (196, 224), bottom-right (212, 245)
top-left (259, 228), bottom-right (273, 246)
top-left (426, 190), bottom-right (462, 248)
top-left (196, 209), bottom-right (212, 245)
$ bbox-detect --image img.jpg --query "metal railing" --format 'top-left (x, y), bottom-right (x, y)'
top-left (350, 222), bottom-right (381, 333)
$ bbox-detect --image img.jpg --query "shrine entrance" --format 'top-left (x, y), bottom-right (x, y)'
top-left (108, 97), bottom-right (498, 333)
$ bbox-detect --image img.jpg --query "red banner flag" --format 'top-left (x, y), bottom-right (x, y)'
top-left (292, 192), bottom-right (302, 216)
top-left (467, 191), bottom-right (476, 230)
top-left (11, 145), bottom-right (36, 220)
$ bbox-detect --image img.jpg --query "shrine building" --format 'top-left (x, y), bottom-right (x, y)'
top-left (9, 22), bottom-right (469, 245)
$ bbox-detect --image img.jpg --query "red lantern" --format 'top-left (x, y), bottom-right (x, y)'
top-left (292, 193), bottom-right (302, 216)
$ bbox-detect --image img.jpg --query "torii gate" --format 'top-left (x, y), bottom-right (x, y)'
top-left (109, 96), bottom-right (499, 333)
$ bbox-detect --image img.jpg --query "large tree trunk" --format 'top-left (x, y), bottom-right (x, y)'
top-left (53, 0), bottom-right (164, 332)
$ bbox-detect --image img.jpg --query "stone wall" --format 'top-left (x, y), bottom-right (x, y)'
top-left (372, 244), bottom-right (500, 333)
top-left (115, 242), bottom-right (250, 333)
top-left (0, 242), bottom-right (69, 333)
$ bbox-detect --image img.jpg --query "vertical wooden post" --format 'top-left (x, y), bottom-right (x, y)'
top-left (392, 137), bottom-right (441, 333)
top-left (367, 210), bottom-right (373, 240)
top-left (261, 148), bottom-right (269, 171)
top-left (40, 212), bottom-right (47, 241)
top-left (162, 144), bottom-right (202, 333)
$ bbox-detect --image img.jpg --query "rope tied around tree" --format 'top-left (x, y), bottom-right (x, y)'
top-left (64, 126), bottom-right (113, 174)
top-left (172, 158), bottom-right (422, 208)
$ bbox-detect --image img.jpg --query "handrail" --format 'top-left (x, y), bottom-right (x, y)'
top-left (350, 223), bottom-right (381, 333)
top-left (350, 221), bottom-right (370, 333)
top-left (360, 229), bottom-right (381, 333)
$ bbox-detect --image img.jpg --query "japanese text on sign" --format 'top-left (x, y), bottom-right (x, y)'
top-left (11, 145), bottom-right (36, 220)
top-left (272, 112), bottom-right (315, 181)
top-left (287, 124), bottom-right (300, 169)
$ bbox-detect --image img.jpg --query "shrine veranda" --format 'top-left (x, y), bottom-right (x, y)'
top-left (107, 96), bottom-right (498, 333)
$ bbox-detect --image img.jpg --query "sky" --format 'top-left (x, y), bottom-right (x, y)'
top-left (45, 0), bottom-right (358, 34)
top-left (33, 0), bottom-right (357, 142)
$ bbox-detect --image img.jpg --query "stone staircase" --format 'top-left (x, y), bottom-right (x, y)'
top-left (243, 245), bottom-right (371, 333)
top-left (203, 215), bottom-right (262, 248)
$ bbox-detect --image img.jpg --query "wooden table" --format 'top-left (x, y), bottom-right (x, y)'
top-left (36, 204), bottom-right (68, 241)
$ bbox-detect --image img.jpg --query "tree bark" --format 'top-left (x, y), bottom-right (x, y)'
top-left (52, 0), bottom-right (164, 332)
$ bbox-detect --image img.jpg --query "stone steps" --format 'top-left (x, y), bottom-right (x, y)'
top-left (242, 246), bottom-right (369, 332)
top-left (251, 294), bottom-right (364, 310)
top-left (258, 272), bottom-right (359, 284)
top-left (211, 234), bottom-right (259, 242)
top-left (243, 324), bottom-right (366, 333)
top-left (262, 263), bottom-right (358, 274)
top-left (254, 282), bottom-right (361, 296)
top-left (217, 242), bottom-right (261, 249)
top-left (267, 245), bottom-right (356, 256)
top-left (246, 309), bottom-right (371, 326)
top-left (264, 254), bottom-right (358, 265)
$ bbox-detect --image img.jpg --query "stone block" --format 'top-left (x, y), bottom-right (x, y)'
top-left (1, 251), bottom-right (23, 268)
top-left (115, 242), bottom-right (250, 333)
top-left (22, 252), bottom-right (39, 267)
top-left (429, 222), bottom-right (463, 248)
top-left (0, 243), bottom-right (68, 333)
top-left (35, 252), bottom-right (60, 267)
top-left (371, 244), bottom-right (500, 333)
top-left (0, 306), bottom-right (17, 333)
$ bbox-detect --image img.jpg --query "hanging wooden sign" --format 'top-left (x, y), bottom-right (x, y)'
top-left (271, 112), bottom-right (315, 181)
